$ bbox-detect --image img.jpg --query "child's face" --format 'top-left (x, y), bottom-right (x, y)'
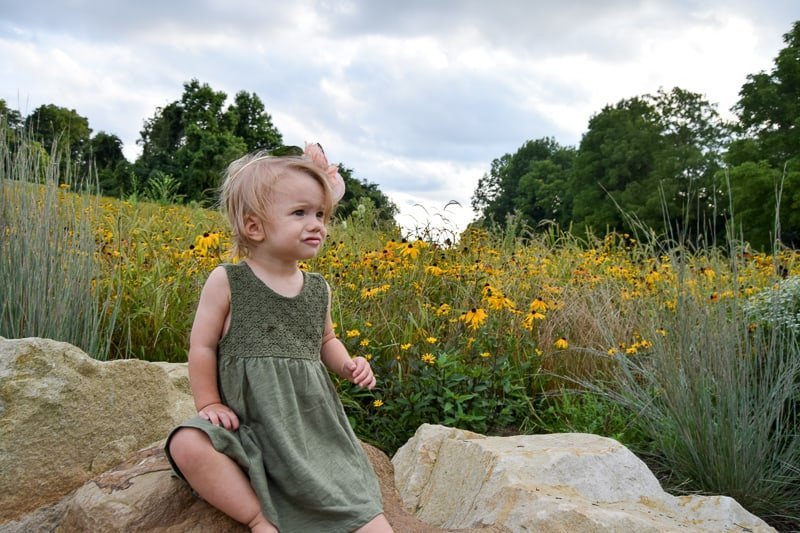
top-left (260, 170), bottom-right (328, 261)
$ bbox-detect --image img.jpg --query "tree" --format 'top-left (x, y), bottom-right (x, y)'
top-left (25, 104), bottom-right (91, 165)
top-left (337, 165), bottom-right (398, 222)
top-left (733, 20), bottom-right (800, 170)
top-left (0, 99), bottom-right (22, 131)
top-left (88, 131), bottom-right (131, 197)
top-left (135, 80), bottom-right (277, 203)
top-left (472, 138), bottom-right (574, 228)
top-left (570, 88), bottom-right (729, 239)
top-left (224, 91), bottom-right (283, 151)
top-left (726, 20), bottom-right (800, 249)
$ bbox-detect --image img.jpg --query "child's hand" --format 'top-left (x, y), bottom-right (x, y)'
top-left (198, 402), bottom-right (240, 430)
top-left (344, 356), bottom-right (377, 390)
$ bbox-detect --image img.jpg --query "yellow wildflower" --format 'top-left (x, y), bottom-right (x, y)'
top-left (426, 337), bottom-right (438, 344)
top-left (479, 351), bottom-right (491, 358)
top-left (522, 311), bottom-right (546, 331)
top-left (360, 339), bottom-right (370, 347)
top-left (529, 298), bottom-right (548, 313)
top-left (435, 303), bottom-right (451, 316)
top-left (425, 264), bottom-right (444, 275)
top-left (421, 353), bottom-right (436, 365)
top-left (401, 243), bottom-right (420, 259)
top-left (461, 308), bottom-right (488, 330)
top-left (372, 399), bottom-right (384, 408)
top-left (346, 329), bottom-right (360, 338)
top-left (554, 337), bottom-right (569, 350)
top-left (400, 343), bottom-right (412, 351)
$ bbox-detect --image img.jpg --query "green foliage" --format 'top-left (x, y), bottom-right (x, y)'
top-left (340, 350), bottom-right (535, 453)
top-left (0, 123), bottom-right (118, 359)
top-left (534, 390), bottom-right (649, 448)
top-left (88, 131), bottom-right (132, 197)
top-left (25, 104), bottom-right (92, 167)
top-left (571, 88), bottom-right (729, 240)
top-left (0, 99), bottom-right (23, 135)
top-left (734, 20), bottom-right (800, 170)
top-left (144, 171), bottom-right (185, 204)
top-left (337, 165), bottom-right (398, 222)
top-left (135, 79), bottom-right (277, 204)
top-left (745, 275), bottom-right (800, 332)
top-left (726, 162), bottom-right (800, 250)
top-left (472, 137), bottom-right (575, 228)
top-left (728, 20), bottom-right (800, 248)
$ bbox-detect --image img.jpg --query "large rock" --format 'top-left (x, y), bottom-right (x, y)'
top-left (0, 338), bottom-right (494, 532)
top-left (2, 440), bottom-right (496, 533)
top-left (0, 337), bottom-right (195, 522)
top-left (393, 424), bottom-right (775, 532)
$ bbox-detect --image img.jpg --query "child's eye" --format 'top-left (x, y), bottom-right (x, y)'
top-left (293, 209), bottom-right (305, 216)
top-left (316, 211), bottom-right (325, 219)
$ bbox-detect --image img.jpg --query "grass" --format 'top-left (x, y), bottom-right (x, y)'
top-left (0, 127), bottom-right (117, 359)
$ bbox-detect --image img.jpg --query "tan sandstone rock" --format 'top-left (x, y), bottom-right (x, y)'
top-left (0, 337), bottom-right (195, 522)
top-left (0, 338), bottom-right (497, 532)
top-left (2, 441), bottom-right (499, 533)
top-left (392, 424), bottom-right (776, 532)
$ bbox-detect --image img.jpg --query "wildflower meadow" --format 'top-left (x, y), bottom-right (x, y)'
top-left (2, 132), bottom-right (799, 529)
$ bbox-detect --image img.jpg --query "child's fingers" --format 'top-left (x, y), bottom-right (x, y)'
top-left (200, 407), bottom-right (239, 430)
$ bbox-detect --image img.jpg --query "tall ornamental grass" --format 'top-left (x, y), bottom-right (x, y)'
top-left (577, 238), bottom-right (800, 528)
top-left (0, 127), bottom-right (117, 359)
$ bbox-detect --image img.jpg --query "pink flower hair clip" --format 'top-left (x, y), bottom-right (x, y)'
top-left (304, 142), bottom-right (346, 203)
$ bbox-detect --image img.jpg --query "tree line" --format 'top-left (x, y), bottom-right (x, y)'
top-left (0, 80), bottom-right (397, 221)
top-left (472, 21), bottom-right (800, 250)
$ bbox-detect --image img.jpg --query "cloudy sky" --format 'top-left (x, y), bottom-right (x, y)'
top-left (2, 1), bottom-right (797, 231)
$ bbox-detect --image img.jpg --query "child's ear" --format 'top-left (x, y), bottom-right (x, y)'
top-left (243, 215), bottom-right (266, 242)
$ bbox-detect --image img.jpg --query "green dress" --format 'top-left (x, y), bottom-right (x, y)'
top-left (166, 262), bottom-right (383, 532)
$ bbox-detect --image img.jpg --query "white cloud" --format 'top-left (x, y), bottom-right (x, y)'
top-left (1, 0), bottom-right (797, 234)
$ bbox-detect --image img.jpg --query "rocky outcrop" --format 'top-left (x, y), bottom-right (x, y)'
top-left (392, 424), bottom-right (775, 532)
top-left (0, 338), bottom-right (490, 532)
top-left (0, 337), bottom-right (195, 522)
top-left (0, 338), bottom-right (776, 532)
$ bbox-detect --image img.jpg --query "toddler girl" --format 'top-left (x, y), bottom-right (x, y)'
top-left (166, 144), bottom-right (392, 533)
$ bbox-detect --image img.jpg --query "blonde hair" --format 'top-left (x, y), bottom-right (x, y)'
top-left (220, 151), bottom-right (336, 258)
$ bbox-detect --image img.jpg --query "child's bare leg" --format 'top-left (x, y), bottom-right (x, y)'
top-left (354, 513), bottom-right (393, 533)
top-left (169, 428), bottom-right (278, 532)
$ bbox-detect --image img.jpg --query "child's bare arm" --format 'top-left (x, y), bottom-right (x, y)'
top-left (320, 289), bottom-right (376, 390)
top-left (188, 266), bottom-right (239, 430)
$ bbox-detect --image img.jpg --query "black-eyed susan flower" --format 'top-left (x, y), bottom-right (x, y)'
top-left (421, 353), bottom-right (436, 365)
top-left (529, 298), bottom-right (548, 313)
top-left (554, 337), bottom-right (569, 350)
top-left (522, 311), bottom-right (546, 331)
top-left (435, 303), bottom-right (451, 316)
top-left (460, 308), bottom-right (488, 330)
top-left (425, 264), bottom-right (444, 275)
